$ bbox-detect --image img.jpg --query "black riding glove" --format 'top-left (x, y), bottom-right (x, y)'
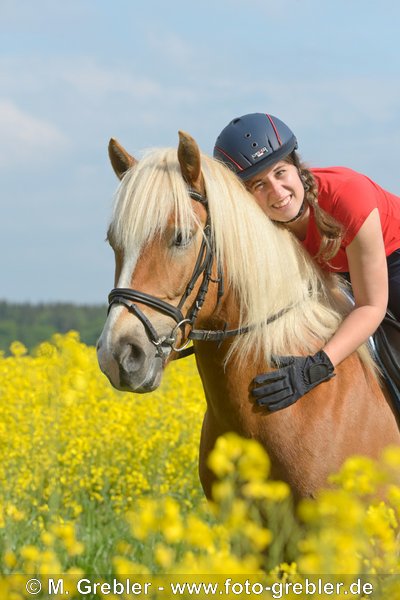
top-left (252, 351), bottom-right (335, 412)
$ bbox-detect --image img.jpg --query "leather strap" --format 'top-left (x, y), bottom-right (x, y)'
top-left (109, 288), bottom-right (184, 324)
top-left (188, 305), bottom-right (292, 342)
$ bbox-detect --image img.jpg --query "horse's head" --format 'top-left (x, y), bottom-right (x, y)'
top-left (97, 132), bottom-right (219, 393)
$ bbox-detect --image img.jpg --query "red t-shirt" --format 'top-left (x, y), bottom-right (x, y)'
top-left (302, 167), bottom-right (400, 272)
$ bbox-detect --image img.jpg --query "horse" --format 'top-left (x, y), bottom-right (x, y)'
top-left (97, 131), bottom-right (400, 500)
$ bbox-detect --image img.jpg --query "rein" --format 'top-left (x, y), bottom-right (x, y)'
top-left (107, 188), bottom-right (290, 359)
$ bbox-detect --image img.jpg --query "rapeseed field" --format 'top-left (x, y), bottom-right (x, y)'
top-left (1, 332), bottom-right (400, 599)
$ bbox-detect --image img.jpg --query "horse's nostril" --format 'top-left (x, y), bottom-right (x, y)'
top-left (118, 342), bottom-right (145, 373)
top-left (128, 343), bottom-right (143, 363)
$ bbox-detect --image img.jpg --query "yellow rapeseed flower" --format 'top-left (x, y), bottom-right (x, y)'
top-left (382, 445), bottom-right (400, 469)
top-left (3, 332), bottom-right (400, 590)
top-left (113, 556), bottom-right (150, 575)
top-left (20, 545), bottom-right (41, 562)
top-left (329, 455), bottom-right (385, 495)
top-left (242, 522), bottom-right (272, 551)
top-left (9, 341), bottom-right (27, 357)
top-left (185, 515), bottom-right (215, 550)
top-left (154, 543), bottom-right (175, 569)
top-left (3, 550), bottom-right (17, 569)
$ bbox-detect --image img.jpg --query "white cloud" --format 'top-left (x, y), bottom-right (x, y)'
top-left (0, 100), bottom-right (69, 168)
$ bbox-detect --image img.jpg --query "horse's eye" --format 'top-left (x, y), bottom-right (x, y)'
top-left (175, 232), bottom-right (183, 246)
top-left (173, 230), bottom-right (191, 248)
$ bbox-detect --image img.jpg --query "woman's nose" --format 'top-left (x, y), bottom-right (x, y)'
top-left (266, 178), bottom-right (283, 199)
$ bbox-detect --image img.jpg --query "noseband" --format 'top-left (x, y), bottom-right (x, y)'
top-left (107, 188), bottom-right (289, 359)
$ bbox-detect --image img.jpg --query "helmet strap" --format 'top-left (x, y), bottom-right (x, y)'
top-left (271, 200), bottom-right (306, 225)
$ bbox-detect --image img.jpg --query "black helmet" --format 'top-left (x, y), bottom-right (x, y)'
top-left (213, 112), bottom-right (298, 181)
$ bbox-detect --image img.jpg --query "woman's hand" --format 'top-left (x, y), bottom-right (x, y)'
top-left (252, 351), bottom-right (335, 412)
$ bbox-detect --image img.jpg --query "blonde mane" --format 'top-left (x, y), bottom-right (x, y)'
top-left (109, 147), bottom-right (373, 370)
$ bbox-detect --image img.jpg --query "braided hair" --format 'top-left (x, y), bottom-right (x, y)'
top-left (285, 151), bottom-right (344, 264)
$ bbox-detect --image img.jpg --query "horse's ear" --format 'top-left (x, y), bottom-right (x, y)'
top-left (108, 138), bottom-right (137, 180)
top-left (177, 131), bottom-right (204, 193)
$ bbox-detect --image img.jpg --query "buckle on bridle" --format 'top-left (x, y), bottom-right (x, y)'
top-left (170, 318), bottom-right (193, 352)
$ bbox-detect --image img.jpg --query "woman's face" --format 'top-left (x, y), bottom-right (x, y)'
top-left (245, 160), bottom-right (305, 223)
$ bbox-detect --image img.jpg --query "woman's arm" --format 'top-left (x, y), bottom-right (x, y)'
top-left (251, 208), bottom-right (388, 413)
top-left (322, 208), bottom-right (388, 366)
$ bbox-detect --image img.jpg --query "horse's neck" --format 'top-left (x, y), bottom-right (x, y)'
top-left (194, 336), bottom-right (263, 426)
top-left (193, 282), bottom-right (264, 415)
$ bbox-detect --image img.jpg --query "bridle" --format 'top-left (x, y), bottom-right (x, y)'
top-left (107, 188), bottom-right (225, 359)
top-left (107, 188), bottom-right (289, 360)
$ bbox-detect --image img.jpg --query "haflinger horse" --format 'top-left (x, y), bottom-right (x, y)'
top-left (97, 131), bottom-right (400, 500)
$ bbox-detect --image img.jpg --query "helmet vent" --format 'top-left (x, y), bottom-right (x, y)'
top-left (244, 132), bottom-right (251, 138)
top-left (252, 142), bottom-right (258, 148)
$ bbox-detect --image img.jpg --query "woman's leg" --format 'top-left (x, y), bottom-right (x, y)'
top-left (387, 249), bottom-right (400, 321)
top-left (340, 249), bottom-right (400, 321)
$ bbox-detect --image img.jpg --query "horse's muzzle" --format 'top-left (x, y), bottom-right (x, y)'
top-left (97, 334), bottom-right (164, 393)
top-left (118, 353), bottom-right (164, 393)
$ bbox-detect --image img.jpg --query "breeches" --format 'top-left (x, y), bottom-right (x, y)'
top-left (341, 247), bottom-right (400, 321)
top-left (387, 248), bottom-right (400, 321)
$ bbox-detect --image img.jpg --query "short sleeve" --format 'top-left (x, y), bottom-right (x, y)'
top-left (330, 174), bottom-right (379, 246)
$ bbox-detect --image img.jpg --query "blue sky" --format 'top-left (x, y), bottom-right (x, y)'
top-left (1, 0), bottom-right (399, 303)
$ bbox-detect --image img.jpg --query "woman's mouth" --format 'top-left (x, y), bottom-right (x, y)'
top-left (271, 195), bottom-right (292, 210)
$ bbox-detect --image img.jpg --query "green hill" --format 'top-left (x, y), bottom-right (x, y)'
top-left (0, 301), bottom-right (107, 353)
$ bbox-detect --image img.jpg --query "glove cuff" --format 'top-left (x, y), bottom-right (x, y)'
top-left (308, 350), bottom-right (335, 384)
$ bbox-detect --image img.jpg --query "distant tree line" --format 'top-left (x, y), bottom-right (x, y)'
top-left (0, 301), bottom-right (108, 353)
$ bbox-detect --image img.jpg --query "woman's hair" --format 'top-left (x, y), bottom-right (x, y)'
top-left (285, 151), bottom-right (344, 264)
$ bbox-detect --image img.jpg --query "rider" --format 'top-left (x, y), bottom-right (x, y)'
top-left (213, 112), bottom-right (400, 412)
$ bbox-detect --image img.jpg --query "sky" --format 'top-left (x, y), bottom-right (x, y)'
top-left (1, 0), bottom-right (400, 304)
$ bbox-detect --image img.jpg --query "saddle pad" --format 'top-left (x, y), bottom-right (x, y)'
top-left (373, 314), bottom-right (400, 391)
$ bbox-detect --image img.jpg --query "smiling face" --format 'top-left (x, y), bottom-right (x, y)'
top-left (245, 160), bottom-right (305, 223)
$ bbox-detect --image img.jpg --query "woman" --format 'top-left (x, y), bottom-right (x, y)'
top-left (213, 112), bottom-right (400, 412)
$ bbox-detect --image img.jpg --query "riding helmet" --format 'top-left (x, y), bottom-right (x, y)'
top-left (213, 113), bottom-right (298, 181)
